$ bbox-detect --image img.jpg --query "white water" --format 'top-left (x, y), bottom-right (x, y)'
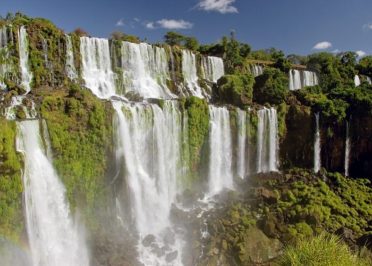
top-left (182, 50), bottom-right (204, 98)
top-left (5, 27), bottom-right (35, 120)
top-left (354, 75), bottom-right (361, 87)
top-left (314, 113), bottom-right (321, 173)
top-left (208, 106), bottom-right (233, 195)
top-left (16, 120), bottom-right (89, 266)
top-left (251, 65), bottom-right (264, 77)
top-left (344, 121), bottom-right (351, 177)
top-left (80, 37), bottom-right (116, 98)
top-left (65, 35), bottom-right (77, 80)
top-left (0, 26), bottom-right (9, 89)
top-left (113, 100), bottom-right (185, 266)
top-left (256, 108), bottom-right (279, 173)
top-left (289, 69), bottom-right (318, 90)
top-left (120, 41), bottom-right (175, 99)
top-left (236, 108), bottom-right (247, 179)
top-left (18, 26), bottom-right (32, 94)
top-left (201, 56), bottom-right (224, 83)
top-left (367, 76), bottom-right (372, 85)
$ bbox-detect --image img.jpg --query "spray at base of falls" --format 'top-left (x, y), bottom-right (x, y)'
top-left (256, 108), bottom-right (279, 173)
top-left (16, 120), bottom-right (89, 266)
top-left (314, 113), bottom-right (321, 173)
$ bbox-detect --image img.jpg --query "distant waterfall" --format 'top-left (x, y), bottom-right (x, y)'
top-left (182, 50), bottom-right (204, 98)
top-left (250, 65), bottom-right (264, 77)
top-left (18, 26), bottom-right (32, 94)
top-left (314, 113), bottom-right (321, 173)
top-left (201, 56), bottom-right (224, 83)
top-left (0, 26), bottom-right (9, 89)
top-left (17, 120), bottom-right (89, 266)
top-left (236, 108), bottom-right (247, 179)
top-left (80, 37), bottom-right (116, 98)
top-left (208, 106), bottom-right (233, 194)
top-left (256, 108), bottom-right (279, 173)
top-left (367, 76), bottom-right (371, 85)
top-left (120, 41), bottom-right (175, 99)
top-left (344, 121), bottom-right (351, 177)
top-left (113, 101), bottom-right (185, 266)
top-left (289, 69), bottom-right (318, 90)
top-left (354, 75), bottom-right (361, 87)
top-left (5, 26), bottom-right (35, 120)
top-left (65, 35), bottom-right (77, 80)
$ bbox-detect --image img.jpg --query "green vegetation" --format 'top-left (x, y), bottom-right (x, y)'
top-left (253, 68), bottom-right (289, 105)
top-left (110, 31), bottom-right (140, 43)
top-left (215, 74), bottom-right (254, 106)
top-left (0, 119), bottom-right (23, 242)
top-left (40, 84), bottom-right (113, 222)
top-left (279, 233), bottom-right (370, 266)
top-left (164, 31), bottom-right (200, 51)
top-left (182, 96), bottom-right (209, 171)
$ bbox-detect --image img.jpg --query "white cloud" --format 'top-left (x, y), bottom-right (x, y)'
top-left (116, 19), bottom-right (125, 27)
top-left (363, 23), bottom-right (372, 30)
top-left (197, 0), bottom-right (238, 14)
top-left (145, 19), bottom-right (193, 30)
top-left (313, 41), bottom-right (332, 50)
top-left (356, 50), bottom-right (366, 58)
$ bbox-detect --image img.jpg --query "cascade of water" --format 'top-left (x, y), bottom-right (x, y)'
top-left (208, 106), bottom-right (233, 195)
top-left (367, 76), bottom-right (372, 85)
top-left (18, 26), bottom-right (32, 94)
top-left (256, 108), bottom-right (279, 173)
top-left (354, 75), bottom-right (361, 87)
top-left (80, 36), bottom-right (116, 98)
top-left (344, 121), bottom-right (351, 177)
top-left (0, 26), bottom-right (9, 89)
top-left (251, 65), bottom-right (264, 77)
top-left (16, 120), bottom-right (89, 266)
top-left (182, 50), bottom-right (204, 98)
top-left (289, 69), bottom-right (318, 90)
top-left (113, 100), bottom-right (185, 265)
top-left (65, 35), bottom-right (77, 80)
top-left (120, 41), bottom-right (174, 99)
top-left (236, 108), bottom-right (247, 179)
top-left (314, 113), bottom-right (321, 173)
top-left (5, 27), bottom-right (35, 119)
top-left (201, 56), bottom-right (224, 83)
top-left (289, 69), bottom-right (302, 91)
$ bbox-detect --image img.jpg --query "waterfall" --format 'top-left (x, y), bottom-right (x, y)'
top-left (201, 56), bottom-right (224, 83)
top-left (354, 75), bottom-right (361, 87)
top-left (367, 76), bottom-right (372, 85)
top-left (208, 106), bottom-right (233, 195)
top-left (236, 108), bottom-right (247, 179)
top-left (314, 113), bottom-right (321, 173)
top-left (250, 65), bottom-right (264, 77)
top-left (256, 108), bottom-right (279, 173)
top-left (289, 69), bottom-right (318, 90)
top-left (18, 26), bottom-right (32, 94)
top-left (344, 121), bottom-right (351, 177)
top-left (0, 26), bottom-right (9, 89)
top-left (16, 120), bottom-right (89, 266)
top-left (120, 41), bottom-right (175, 99)
top-left (65, 35), bottom-right (77, 80)
top-left (80, 37), bottom-right (116, 98)
top-left (182, 50), bottom-right (204, 98)
top-left (113, 100), bottom-right (185, 265)
top-left (5, 27), bottom-right (35, 120)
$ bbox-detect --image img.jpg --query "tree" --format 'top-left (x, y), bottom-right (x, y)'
top-left (164, 31), bottom-right (185, 46)
top-left (184, 37), bottom-right (199, 51)
top-left (110, 31), bottom-right (140, 43)
top-left (73, 28), bottom-right (89, 37)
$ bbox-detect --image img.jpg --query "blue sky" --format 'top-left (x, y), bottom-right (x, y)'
top-left (1, 0), bottom-right (372, 56)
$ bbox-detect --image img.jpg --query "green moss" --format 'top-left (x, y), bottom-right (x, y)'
top-left (40, 85), bottom-right (113, 223)
top-left (277, 102), bottom-right (288, 139)
top-left (215, 74), bottom-right (254, 106)
top-left (0, 119), bottom-right (23, 242)
top-left (184, 96), bottom-right (209, 172)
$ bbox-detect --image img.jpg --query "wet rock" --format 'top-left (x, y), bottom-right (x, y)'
top-left (357, 232), bottom-right (372, 250)
top-left (142, 234), bottom-right (156, 247)
top-left (165, 251), bottom-right (178, 262)
top-left (255, 187), bottom-right (278, 204)
top-left (335, 227), bottom-right (357, 245)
